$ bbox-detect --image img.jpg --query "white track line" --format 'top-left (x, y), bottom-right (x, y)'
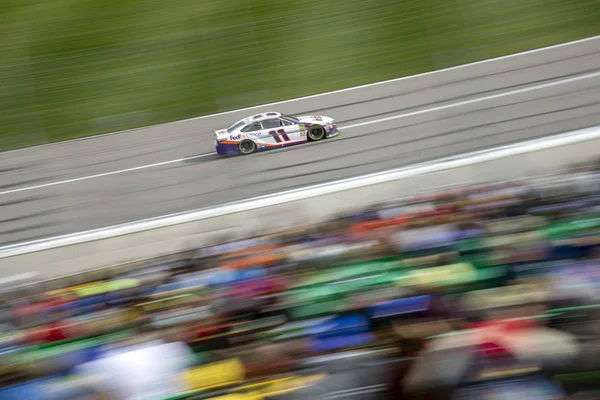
top-left (2, 70), bottom-right (599, 197)
top-left (0, 153), bottom-right (215, 196)
top-left (4, 35), bottom-right (597, 153)
top-left (341, 70), bottom-right (600, 129)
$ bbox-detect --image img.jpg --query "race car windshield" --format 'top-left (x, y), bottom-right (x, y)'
top-left (282, 114), bottom-right (299, 122)
top-left (228, 121), bottom-right (245, 133)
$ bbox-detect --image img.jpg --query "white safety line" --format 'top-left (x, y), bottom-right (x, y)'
top-left (180, 35), bottom-right (599, 123)
top-left (2, 124), bottom-right (599, 258)
top-left (2, 69), bottom-right (599, 197)
top-left (3, 35), bottom-right (599, 154)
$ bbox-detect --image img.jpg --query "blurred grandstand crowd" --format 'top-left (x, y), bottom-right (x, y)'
top-left (2, 159), bottom-right (600, 399)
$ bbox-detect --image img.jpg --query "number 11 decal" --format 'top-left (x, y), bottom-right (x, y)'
top-left (269, 129), bottom-right (290, 143)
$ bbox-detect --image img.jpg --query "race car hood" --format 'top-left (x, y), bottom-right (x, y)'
top-left (296, 115), bottom-right (335, 125)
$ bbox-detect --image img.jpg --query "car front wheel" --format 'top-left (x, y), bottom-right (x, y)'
top-left (307, 125), bottom-right (325, 141)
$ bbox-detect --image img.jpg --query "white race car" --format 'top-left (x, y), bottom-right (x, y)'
top-left (214, 112), bottom-right (339, 155)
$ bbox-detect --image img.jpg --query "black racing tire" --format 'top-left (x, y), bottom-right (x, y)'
top-left (238, 139), bottom-right (256, 155)
top-left (307, 125), bottom-right (325, 141)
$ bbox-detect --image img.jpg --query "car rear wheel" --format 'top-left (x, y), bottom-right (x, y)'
top-left (307, 125), bottom-right (325, 141)
top-left (238, 139), bottom-right (256, 155)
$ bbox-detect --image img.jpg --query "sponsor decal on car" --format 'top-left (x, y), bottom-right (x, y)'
top-left (230, 132), bottom-right (262, 141)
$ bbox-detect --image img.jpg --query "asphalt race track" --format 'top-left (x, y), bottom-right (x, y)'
top-left (1, 37), bottom-right (600, 247)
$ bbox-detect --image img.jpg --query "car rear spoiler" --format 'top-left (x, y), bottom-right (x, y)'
top-left (214, 129), bottom-right (228, 139)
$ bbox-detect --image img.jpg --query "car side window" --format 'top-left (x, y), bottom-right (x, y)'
top-left (279, 119), bottom-right (293, 126)
top-left (241, 123), bottom-right (261, 132)
top-left (261, 119), bottom-right (280, 129)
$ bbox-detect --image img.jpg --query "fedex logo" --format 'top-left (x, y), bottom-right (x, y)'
top-left (230, 132), bottom-right (261, 141)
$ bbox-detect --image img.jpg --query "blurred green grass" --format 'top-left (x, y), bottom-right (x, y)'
top-left (0, 0), bottom-right (598, 150)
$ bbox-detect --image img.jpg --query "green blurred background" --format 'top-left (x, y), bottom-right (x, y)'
top-left (1, 0), bottom-right (598, 150)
